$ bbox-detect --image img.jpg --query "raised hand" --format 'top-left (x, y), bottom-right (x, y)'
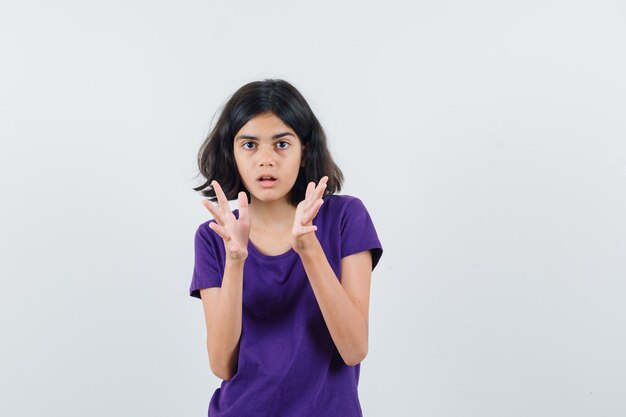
top-left (292, 176), bottom-right (328, 251)
top-left (201, 180), bottom-right (251, 262)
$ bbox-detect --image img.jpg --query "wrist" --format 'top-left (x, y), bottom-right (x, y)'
top-left (225, 255), bottom-right (246, 267)
top-left (293, 233), bottom-right (321, 256)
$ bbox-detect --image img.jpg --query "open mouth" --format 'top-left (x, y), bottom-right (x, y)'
top-left (257, 175), bottom-right (277, 187)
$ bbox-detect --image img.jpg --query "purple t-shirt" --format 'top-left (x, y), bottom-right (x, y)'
top-left (190, 193), bottom-right (383, 417)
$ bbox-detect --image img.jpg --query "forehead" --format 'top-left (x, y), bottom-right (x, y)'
top-left (235, 112), bottom-right (295, 138)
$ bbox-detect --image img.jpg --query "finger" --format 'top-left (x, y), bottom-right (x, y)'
top-left (298, 201), bottom-right (321, 227)
top-left (212, 180), bottom-right (229, 212)
top-left (305, 181), bottom-right (315, 199)
top-left (212, 180), bottom-right (229, 210)
top-left (202, 199), bottom-right (224, 224)
top-left (296, 225), bottom-right (318, 236)
top-left (209, 222), bottom-right (229, 241)
top-left (305, 177), bottom-right (326, 209)
top-left (314, 184), bottom-right (326, 203)
top-left (208, 221), bottom-right (229, 241)
top-left (315, 176), bottom-right (328, 199)
top-left (237, 191), bottom-right (249, 221)
top-left (307, 180), bottom-right (321, 209)
top-left (303, 199), bottom-right (324, 224)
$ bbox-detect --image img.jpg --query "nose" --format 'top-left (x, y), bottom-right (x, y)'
top-left (257, 143), bottom-right (275, 166)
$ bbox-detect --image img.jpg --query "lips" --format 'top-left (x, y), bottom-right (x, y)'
top-left (258, 176), bottom-right (277, 188)
top-left (257, 174), bottom-right (277, 181)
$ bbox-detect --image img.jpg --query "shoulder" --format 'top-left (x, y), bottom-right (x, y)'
top-left (321, 193), bottom-right (365, 211)
top-left (321, 193), bottom-right (370, 219)
top-left (323, 193), bottom-right (383, 268)
top-left (318, 194), bottom-right (373, 231)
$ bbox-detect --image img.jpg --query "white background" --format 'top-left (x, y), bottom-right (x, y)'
top-left (1, 0), bottom-right (625, 416)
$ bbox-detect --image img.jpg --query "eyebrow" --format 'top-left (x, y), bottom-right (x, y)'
top-left (235, 132), bottom-right (295, 141)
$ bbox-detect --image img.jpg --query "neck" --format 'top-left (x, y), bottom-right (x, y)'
top-left (248, 196), bottom-right (297, 230)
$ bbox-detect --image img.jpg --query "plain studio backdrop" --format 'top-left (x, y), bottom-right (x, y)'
top-left (1, 0), bottom-right (625, 416)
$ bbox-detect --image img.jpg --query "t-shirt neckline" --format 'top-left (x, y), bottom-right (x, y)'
top-left (233, 208), bottom-right (299, 262)
top-left (247, 239), bottom-right (297, 262)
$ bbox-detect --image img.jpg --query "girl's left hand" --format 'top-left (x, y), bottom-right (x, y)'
top-left (292, 176), bottom-right (328, 250)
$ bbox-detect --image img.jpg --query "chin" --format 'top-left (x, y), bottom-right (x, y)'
top-left (253, 192), bottom-right (289, 202)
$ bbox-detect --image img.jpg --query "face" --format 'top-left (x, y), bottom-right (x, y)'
top-left (233, 112), bottom-right (304, 205)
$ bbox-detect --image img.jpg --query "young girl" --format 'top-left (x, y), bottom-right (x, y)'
top-left (190, 79), bottom-right (383, 417)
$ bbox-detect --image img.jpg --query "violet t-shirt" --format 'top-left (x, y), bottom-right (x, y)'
top-left (190, 193), bottom-right (383, 417)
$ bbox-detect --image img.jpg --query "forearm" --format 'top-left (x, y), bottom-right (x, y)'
top-left (297, 238), bottom-right (368, 366)
top-left (209, 258), bottom-right (244, 380)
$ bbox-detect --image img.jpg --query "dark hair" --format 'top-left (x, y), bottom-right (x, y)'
top-left (193, 79), bottom-right (343, 206)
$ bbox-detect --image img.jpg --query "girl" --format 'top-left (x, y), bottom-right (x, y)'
top-left (190, 79), bottom-right (383, 417)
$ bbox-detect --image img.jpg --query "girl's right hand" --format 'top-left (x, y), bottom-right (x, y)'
top-left (201, 180), bottom-right (250, 262)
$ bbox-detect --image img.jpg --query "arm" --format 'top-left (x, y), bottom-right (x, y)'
top-left (200, 257), bottom-right (244, 381)
top-left (292, 177), bottom-right (373, 366)
top-left (199, 183), bottom-right (250, 381)
top-left (297, 234), bottom-right (372, 366)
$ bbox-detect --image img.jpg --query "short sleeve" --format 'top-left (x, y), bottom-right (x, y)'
top-left (340, 197), bottom-right (383, 271)
top-left (189, 223), bottom-right (223, 299)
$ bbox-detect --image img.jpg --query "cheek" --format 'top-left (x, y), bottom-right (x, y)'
top-left (233, 154), bottom-right (249, 171)
top-left (233, 157), bottom-right (249, 179)
top-left (238, 166), bottom-right (252, 179)
top-left (288, 154), bottom-right (301, 168)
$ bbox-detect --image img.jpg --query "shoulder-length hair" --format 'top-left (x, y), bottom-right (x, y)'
top-left (193, 79), bottom-right (343, 206)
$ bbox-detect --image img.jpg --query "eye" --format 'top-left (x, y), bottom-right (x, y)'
top-left (276, 141), bottom-right (290, 149)
top-left (242, 142), bottom-right (256, 150)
